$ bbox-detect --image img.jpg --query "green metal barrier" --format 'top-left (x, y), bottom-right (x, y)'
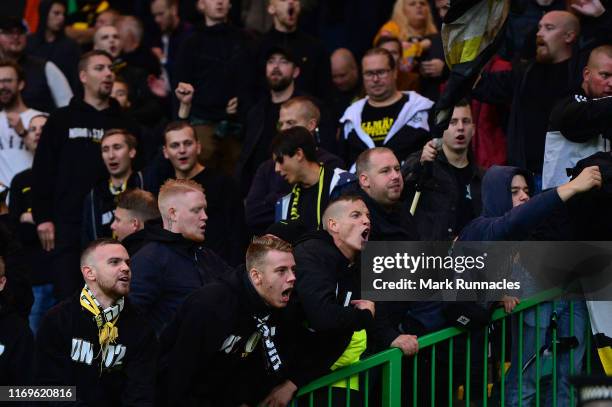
top-left (292, 288), bottom-right (592, 407)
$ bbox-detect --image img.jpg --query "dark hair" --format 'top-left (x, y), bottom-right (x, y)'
top-left (271, 126), bottom-right (317, 163)
top-left (455, 98), bottom-right (470, 108)
top-left (80, 238), bottom-right (123, 266)
top-left (101, 128), bottom-right (137, 150)
top-left (363, 47), bottom-right (396, 71)
top-left (116, 188), bottom-right (159, 221)
top-left (78, 50), bottom-right (113, 73)
top-left (163, 120), bottom-right (196, 144)
top-left (0, 59), bottom-right (24, 82)
top-left (375, 36), bottom-right (402, 53)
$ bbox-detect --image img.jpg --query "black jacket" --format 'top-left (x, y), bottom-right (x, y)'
top-left (293, 230), bottom-right (374, 371)
top-left (81, 171), bottom-right (145, 245)
top-left (32, 97), bottom-right (140, 227)
top-left (0, 301), bottom-right (34, 385)
top-left (403, 149), bottom-right (482, 240)
top-left (129, 226), bottom-right (232, 335)
top-left (162, 269), bottom-right (324, 406)
top-left (35, 295), bottom-right (158, 406)
top-left (175, 22), bottom-right (254, 122)
top-left (245, 148), bottom-right (344, 235)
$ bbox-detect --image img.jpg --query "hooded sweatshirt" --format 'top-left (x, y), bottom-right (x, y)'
top-left (459, 166), bottom-right (564, 241)
top-left (129, 226), bottom-right (231, 335)
top-left (32, 97), bottom-right (139, 226)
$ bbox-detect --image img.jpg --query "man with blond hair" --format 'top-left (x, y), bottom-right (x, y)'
top-left (129, 178), bottom-right (230, 335)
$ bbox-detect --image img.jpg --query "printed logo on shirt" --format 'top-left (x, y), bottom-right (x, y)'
top-left (70, 338), bottom-right (126, 368)
top-left (68, 128), bottom-right (106, 141)
top-left (0, 135), bottom-right (25, 151)
top-left (220, 334), bottom-right (242, 354)
top-left (465, 185), bottom-right (472, 200)
top-left (361, 118), bottom-right (394, 143)
top-left (0, 342), bottom-right (4, 356)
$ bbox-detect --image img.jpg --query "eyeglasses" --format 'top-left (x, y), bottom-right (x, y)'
top-left (363, 69), bottom-right (392, 80)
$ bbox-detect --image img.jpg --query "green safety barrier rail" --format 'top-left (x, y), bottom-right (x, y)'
top-left (292, 288), bottom-right (593, 406)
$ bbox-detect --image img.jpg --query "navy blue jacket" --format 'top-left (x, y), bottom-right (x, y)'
top-left (129, 226), bottom-right (231, 335)
top-left (459, 166), bottom-right (563, 241)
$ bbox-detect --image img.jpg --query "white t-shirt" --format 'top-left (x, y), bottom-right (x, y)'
top-left (0, 108), bottom-right (43, 187)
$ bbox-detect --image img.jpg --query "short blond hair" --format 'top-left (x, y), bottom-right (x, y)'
top-left (246, 235), bottom-right (292, 271)
top-left (158, 179), bottom-right (204, 221)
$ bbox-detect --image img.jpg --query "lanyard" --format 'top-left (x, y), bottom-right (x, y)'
top-left (290, 165), bottom-right (325, 227)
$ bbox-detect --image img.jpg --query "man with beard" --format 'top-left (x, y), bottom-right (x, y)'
top-left (256, 0), bottom-right (332, 101)
top-left (0, 60), bottom-right (44, 190)
top-left (293, 195), bottom-right (374, 401)
top-left (129, 179), bottom-right (230, 335)
top-left (32, 50), bottom-right (140, 301)
top-left (82, 129), bottom-right (146, 244)
top-left (472, 11), bottom-right (580, 190)
top-left (164, 235), bottom-right (324, 406)
top-left (0, 16), bottom-right (72, 113)
top-left (26, 0), bottom-right (82, 90)
top-left (543, 45), bottom-right (612, 189)
top-left (35, 239), bottom-right (158, 405)
top-left (237, 46), bottom-right (302, 197)
top-left (403, 100), bottom-right (482, 240)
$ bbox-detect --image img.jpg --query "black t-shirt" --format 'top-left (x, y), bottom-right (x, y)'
top-left (450, 164), bottom-right (475, 233)
top-left (287, 166), bottom-right (334, 231)
top-left (360, 95), bottom-right (407, 146)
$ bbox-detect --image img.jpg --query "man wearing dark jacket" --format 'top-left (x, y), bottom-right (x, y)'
top-left (82, 129), bottom-right (146, 245)
top-left (164, 235), bottom-right (324, 406)
top-left (26, 0), bottom-right (81, 90)
top-left (0, 255), bottom-right (34, 385)
top-left (129, 179), bottom-right (230, 335)
top-left (293, 195), bottom-right (374, 398)
top-left (472, 11), bottom-right (580, 184)
top-left (35, 238), bottom-right (158, 405)
top-left (543, 44), bottom-right (612, 189)
top-left (32, 50), bottom-right (140, 301)
top-left (111, 189), bottom-right (160, 257)
top-left (403, 100), bottom-right (482, 241)
top-left (245, 96), bottom-right (344, 235)
top-left (340, 48), bottom-right (433, 170)
top-left (355, 147), bottom-right (418, 241)
top-left (237, 46), bottom-right (303, 198)
top-left (256, 0), bottom-right (332, 102)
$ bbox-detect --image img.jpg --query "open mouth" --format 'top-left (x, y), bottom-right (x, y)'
top-left (281, 287), bottom-right (293, 302)
top-left (361, 228), bottom-right (370, 241)
top-left (118, 275), bottom-right (130, 283)
top-left (456, 135), bottom-right (465, 142)
top-left (108, 162), bottom-right (119, 170)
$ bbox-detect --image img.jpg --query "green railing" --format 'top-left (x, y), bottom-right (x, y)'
top-left (293, 288), bottom-right (592, 406)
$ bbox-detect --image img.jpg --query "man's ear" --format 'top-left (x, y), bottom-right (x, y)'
top-left (82, 265), bottom-right (96, 283)
top-left (129, 148), bottom-right (136, 160)
top-left (249, 267), bottom-right (262, 287)
top-left (294, 148), bottom-right (305, 162)
top-left (131, 217), bottom-right (141, 232)
top-left (359, 172), bottom-right (369, 188)
top-left (327, 217), bottom-right (338, 233)
top-left (168, 206), bottom-right (178, 223)
top-left (0, 275), bottom-right (6, 292)
top-left (162, 145), bottom-right (169, 159)
top-left (292, 66), bottom-right (300, 79)
top-left (267, 1), bottom-right (277, 16)
top-left (306, 119), bottom-right (317, 133)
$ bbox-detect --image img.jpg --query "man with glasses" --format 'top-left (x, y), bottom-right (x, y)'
top-left (340, 48), bottom-right (433, 170)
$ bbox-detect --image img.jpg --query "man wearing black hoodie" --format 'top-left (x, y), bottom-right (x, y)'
top-left (32, 50), bottom-right (140, 301)
top-left (129, 179), bottom-right (230, 335)
top-left (163, 235), bottom-right (324, 406)
top-left (293, 195), bottom-right (374, 399)
top-left (110, 188), bottom-right (160, 256)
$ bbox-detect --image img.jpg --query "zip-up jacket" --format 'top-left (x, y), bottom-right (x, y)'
top-left (274, 167), bottom-right (356, 226)
top-left (81, 171), bottom-right (145, 245)
top-left (0, 302), bottom-right (33, 385)
top-left (35, 295), bottom-right (158, 406)
top-left (340, 91), bottom-right (433, 169)
top-left (129, 226), bottom-right (231, 335)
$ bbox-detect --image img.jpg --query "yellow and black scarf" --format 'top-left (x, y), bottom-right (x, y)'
top-left (79, 285), bottom-right (124, 366)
